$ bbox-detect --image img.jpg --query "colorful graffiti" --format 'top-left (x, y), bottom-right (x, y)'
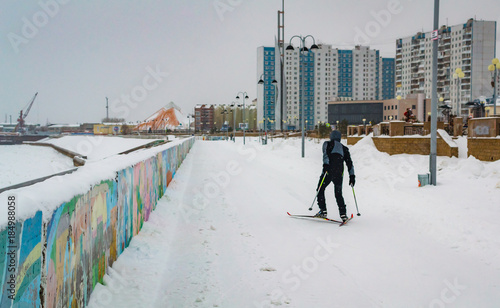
top-left (0, 138), bottom-right (194, 307)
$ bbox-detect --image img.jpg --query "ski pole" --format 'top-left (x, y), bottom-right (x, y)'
top-left (308, 171), bottom-right (328, 211)
top-left (351, 186), bottom-right (361, 216)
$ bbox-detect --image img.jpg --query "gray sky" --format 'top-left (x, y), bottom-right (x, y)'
top-left (1, 0), bottom-right (499, 124)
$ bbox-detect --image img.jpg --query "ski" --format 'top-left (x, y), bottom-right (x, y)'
top-left (287, 212), bottom-right (343, 224)
top-left (287, 212), bottom-right (354, 226)
top-left (339, 214), bottom-right (354, 226)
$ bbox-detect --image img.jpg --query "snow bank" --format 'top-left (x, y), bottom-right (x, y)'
top-left (0, 145), bottom-right (74, 188)
top-left (37, 135), bottom-right (162, 161)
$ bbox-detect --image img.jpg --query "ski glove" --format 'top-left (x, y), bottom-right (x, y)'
top-left (322, 164), bottom-right (329, 173)
top-left (349, 175), bottom-right (356, 187)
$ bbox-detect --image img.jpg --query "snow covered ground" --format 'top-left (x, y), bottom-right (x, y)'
top-left (87, 136), bottom-right (500, 308)
top-left (0, 145), bottom-right (74, 188)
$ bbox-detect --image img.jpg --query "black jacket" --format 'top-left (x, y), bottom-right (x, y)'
top-left (322, 132), bottom-right (354, 177)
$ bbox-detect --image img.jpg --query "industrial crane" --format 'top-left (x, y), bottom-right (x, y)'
top-left (14, 92), bottom-right (38, 133)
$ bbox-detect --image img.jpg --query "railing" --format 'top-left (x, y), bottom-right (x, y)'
top-left (404, 125), bottom-right (424, 136)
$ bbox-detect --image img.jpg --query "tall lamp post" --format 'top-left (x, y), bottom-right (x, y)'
top-left (221, 109), bottom-right (229, 140)
top-left (453, 68), bottom-right (465, 117)
top-left (236, 92), bottom-right (249, 145)
top-left (488, 58), bottom-right (500, 116)
top-left (286, 35), bottom-right (319, 158)
top-left (230, 101), bottom-right (238, 142)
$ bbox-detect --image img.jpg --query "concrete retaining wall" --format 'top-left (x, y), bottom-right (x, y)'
top-left (0, 138), bottom-right (195, 307)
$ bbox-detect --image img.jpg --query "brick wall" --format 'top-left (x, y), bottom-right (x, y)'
top-left (468, 117), bottom-right (500, 137)
top-left (468, 138), bottom-right (500, 161)
top-left (347, 136), bottom-right (363, 145)
top-left (372, 135), bottom-right (458, 157)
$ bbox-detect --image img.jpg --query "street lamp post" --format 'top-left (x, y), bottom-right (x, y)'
top-left (221, 109), bottom-right (229, 140)
top-left (362, 118), bottom-right (366, 135)
top-left (488, 58), bottom-right (500, 116)
top-left (258, 75), bottom-right (278, 145)
top-left (231, 101), bottom-right (238, 142)
top-left (317, 121), bottom-right (320, 140)
top-left (286, 35), bottom-right (319, 158)
top-left (265, 118), bottom-right (268, 143)
top-left (270, 119), bottom-right (274, 142)
top-left (236, 92), bottom-right (249, 145)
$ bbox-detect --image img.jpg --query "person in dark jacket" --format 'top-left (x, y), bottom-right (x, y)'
top-left (315, 130), bottom-right (355, 222)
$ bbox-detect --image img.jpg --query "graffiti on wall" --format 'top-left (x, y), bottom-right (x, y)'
top-left (0, 138), bottom-right (194, 307)
top-left (0, 211), bottom-right (43, 308)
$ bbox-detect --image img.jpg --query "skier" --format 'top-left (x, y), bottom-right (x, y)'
top-left (315, 130), bottom-right (355, 222)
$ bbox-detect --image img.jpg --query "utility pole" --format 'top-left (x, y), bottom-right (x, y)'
top-left (106, 97), bottom-right (109, 121)
top-left (429, 0), bottom-right (439, 185)
top-left (277, 0), bottom-right (285, 131)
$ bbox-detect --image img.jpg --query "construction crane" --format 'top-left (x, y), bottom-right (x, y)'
top-left (14, 92), bottom-right (38, 133)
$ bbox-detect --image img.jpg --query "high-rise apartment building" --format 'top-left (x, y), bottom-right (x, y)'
top-left (256, 46), bottom-right (279, 130)
top-left (380, 58), bottom-right (396, 100)
top-left (346, 46), bottom-right (381, 101)
top-left (257, 45), bottom-right (394, 130)
top-left (283, 44), bottom-right (335, 130)
top-left (395, 18), bottom-right (496, 117)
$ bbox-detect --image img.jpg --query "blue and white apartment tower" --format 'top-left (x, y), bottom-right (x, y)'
top-left (257, 46), bottom-right (281, 131)
top-left (381, 58), bottom-right (395, 100)
top-left (338, 46), bottom-right (382, 101)
top-left (299, 49), bottom-right (315, 130)
top-left (283, 43), bottom-right (316, 130)
top-left (338, 50), bottom-right (353, 99)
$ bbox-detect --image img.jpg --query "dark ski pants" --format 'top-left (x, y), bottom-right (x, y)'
top-left (316, 171), bottom-right (346, 216)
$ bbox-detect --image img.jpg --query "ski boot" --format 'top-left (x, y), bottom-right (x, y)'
top-left (314, 210), bottom-right (327, 218)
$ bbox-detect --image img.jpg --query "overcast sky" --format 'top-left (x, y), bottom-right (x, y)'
top-left (1, 0), bottom-right (499, 125)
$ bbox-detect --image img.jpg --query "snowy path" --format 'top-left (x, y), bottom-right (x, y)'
top-left (88, 137), bottom-right (500, 308)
